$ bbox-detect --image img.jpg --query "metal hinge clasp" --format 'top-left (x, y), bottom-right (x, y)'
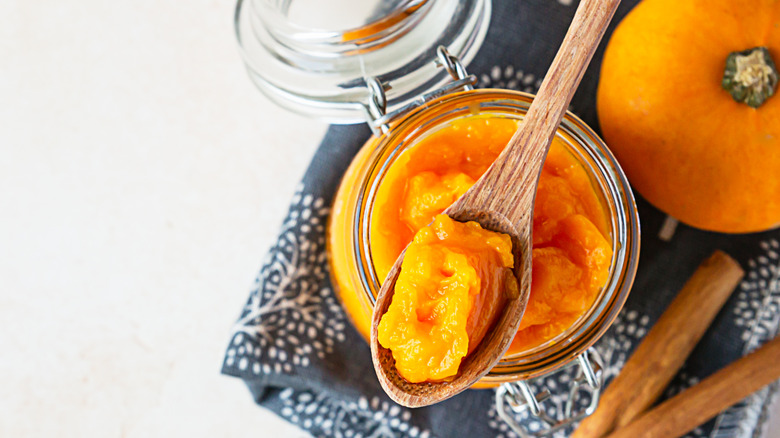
top-left (365, 46), bottom-right (477, 135)
top-left (495, 348), bottom-right (605, 437)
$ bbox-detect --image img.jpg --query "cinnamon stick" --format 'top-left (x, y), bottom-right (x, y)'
top-left (605, 336), bottom-right (780, 438)
top-left (573, 250), bottom-right (744, 438)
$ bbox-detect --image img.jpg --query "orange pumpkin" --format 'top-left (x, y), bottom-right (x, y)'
top-left (597, 0), bottom-right (780, 233)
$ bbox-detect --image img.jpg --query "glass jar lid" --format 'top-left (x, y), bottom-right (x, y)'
top-left (234, 0), bottom-right (491, 123)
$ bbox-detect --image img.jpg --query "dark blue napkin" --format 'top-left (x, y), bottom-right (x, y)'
top-left (222, 1), bottom-right (780, 436)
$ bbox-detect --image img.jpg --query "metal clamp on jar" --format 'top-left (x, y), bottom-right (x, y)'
top-left (235, 1), bottom-right (640, 435)
top-left (496, 348), bottom-right (605, 437)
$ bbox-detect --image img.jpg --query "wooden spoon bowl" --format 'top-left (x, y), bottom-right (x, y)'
top-left (371, 209), bottom-right (530, 407)
top-left (370, 0), bottom-right (622, 408)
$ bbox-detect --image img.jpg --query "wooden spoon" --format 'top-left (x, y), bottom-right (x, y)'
top-left (370, 0), bottom-right (622, 408)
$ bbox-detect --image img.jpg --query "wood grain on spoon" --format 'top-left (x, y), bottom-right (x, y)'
top-left (370, 0), bottom-right (622, 408)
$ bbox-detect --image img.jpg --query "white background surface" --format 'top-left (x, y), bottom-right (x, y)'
top-left (1, 0), bottom-right (778, 437)
top-left (1, 0), bottom-right (322, 436)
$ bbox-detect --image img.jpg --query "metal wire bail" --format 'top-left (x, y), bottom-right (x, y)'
top-left (435, 45), bottom-right (472, 85)
top-left (366, 77), bottom-right (388, 124)
top-left (365, 46), bottom-right (477, 135)
top-left (495, 347), bottom-right (605, 437)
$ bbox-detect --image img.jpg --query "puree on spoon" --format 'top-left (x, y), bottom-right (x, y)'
top-left (376, 214), bottom-right (516, 383)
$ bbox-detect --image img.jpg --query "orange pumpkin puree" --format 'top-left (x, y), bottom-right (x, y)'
top-left (377, 214), bottom-right (514, 383)
top-left (370, 117), bottom-right (612, 357)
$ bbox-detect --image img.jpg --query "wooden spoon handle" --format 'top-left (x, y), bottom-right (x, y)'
top-left (520, 0), bottom-right (621, 148)
top-left (605, 336), bottom-right (780, 438)
top-left (454, 0), bottom-right (621, 225)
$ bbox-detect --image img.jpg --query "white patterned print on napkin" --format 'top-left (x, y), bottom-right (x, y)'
top-left (226, 185), bottom-right (347, 376)
top-left (279, 389), bottom-right (432, 438)
top-left (479, 65), bottom-right (542, 94)
top-left (711, 239), bottom-right (780, 438)
top-left (223, 191), bottom-right (780, 437)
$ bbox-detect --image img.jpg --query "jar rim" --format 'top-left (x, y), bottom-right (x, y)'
top-left (351, 89), bottom-right (641, 381)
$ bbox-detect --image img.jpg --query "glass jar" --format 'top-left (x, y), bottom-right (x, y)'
top-left (327, 88), bottom-right (640, 434)
top-left (329, 87), bottom-right (640, 369)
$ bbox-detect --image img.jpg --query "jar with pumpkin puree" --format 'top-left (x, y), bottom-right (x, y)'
top-left (235, 0), bottom-right (640, 432)
top-left (328, 89), bottom-right (640, 386)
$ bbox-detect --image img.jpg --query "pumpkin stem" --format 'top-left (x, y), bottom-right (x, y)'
top-left (722, 47), bottom-right (778, 108)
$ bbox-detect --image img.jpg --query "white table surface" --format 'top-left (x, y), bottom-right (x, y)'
top-left (1, 1), bottom-right (778, 437)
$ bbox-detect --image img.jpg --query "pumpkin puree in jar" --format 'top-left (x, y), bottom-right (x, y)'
top-left (371, 116), bottom-right (613, 368)
top-left (377, 214), bottom-right (515, 383)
